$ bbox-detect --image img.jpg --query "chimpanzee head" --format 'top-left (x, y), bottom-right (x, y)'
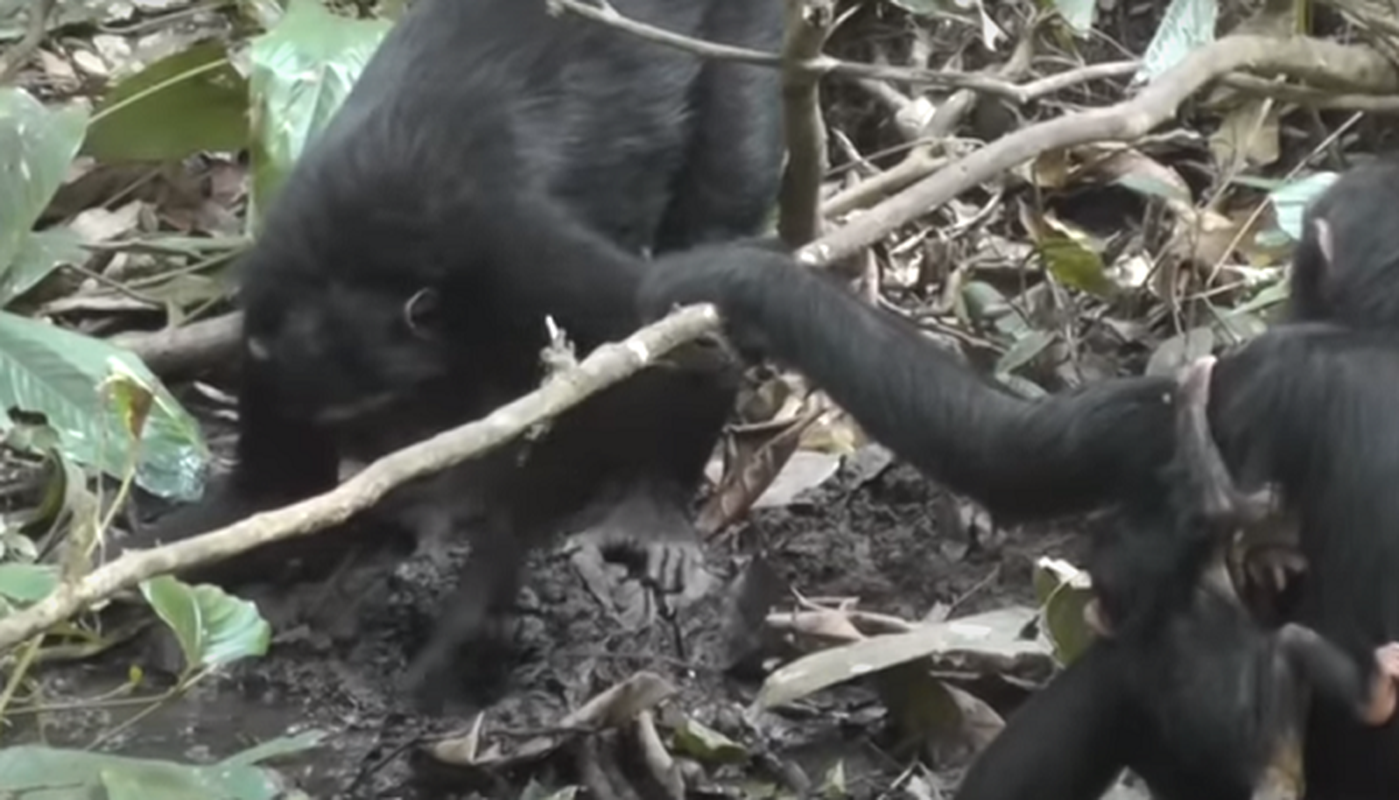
top-left (1289, 159), bottom-right (1399, 331)
top-left (240, 263), bottom-right (452, 426)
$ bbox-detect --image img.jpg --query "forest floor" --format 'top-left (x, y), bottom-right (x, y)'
top-left (16, 400), bottom-right (1088, 799)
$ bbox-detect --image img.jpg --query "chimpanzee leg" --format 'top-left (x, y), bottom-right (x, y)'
top-left (401, 503), bottom-right (528, 713)
top-left (955, 643), bottom-right (1137, 800)
top-left (547, 350), bottom-right (739, 593)
top-left (401, 352), bottom-right (738, 711)
top-left (652, 0), bottom-right (783, 252)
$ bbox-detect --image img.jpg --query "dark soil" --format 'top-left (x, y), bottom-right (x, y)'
top-left (16, 425), bottom-right (1084, 799)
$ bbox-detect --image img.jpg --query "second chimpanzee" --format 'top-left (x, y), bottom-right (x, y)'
top-left (636, 160), bottom-right (1399, 796)
top-left (952, 351), bottom-right (1399, 800)
top-left (137, 0), bottom-right (785, 709)
top-left (1174, 331), bottom-right (1399, 798)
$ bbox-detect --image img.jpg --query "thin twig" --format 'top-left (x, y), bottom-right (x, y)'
top-left (801, 34), bottom-right (1399, 267)
top-left (0, 0), bottom-right (56, 84)
top-left (547, 0), bottom-right (1123, 103)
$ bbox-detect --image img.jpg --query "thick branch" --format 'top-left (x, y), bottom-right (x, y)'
top-left (801, 34), bottom-right (1399, 266)
top-left (0, 305), bottom-right (720, 652)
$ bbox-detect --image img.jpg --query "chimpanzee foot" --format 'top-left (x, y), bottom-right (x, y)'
top-left (567, 492), bottom-right (715, 601)
top-left (401, 605), bottom-right (516, 715)
top-left (400, 541), bottom-right (524, 715)
top-left (1359, 642), bottom-right (1399, 725)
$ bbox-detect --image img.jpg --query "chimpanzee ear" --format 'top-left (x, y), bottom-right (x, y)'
top-left (404, 287), bottom-right (443, 339)
top-left (1313, 217), bottom-right (1335, 271)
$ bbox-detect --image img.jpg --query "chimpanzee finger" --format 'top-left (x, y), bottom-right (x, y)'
top-left (644, 539), bottom-right (709, 599)
top-left (1243, 545), bottom-right (1307, 594)
top-left (1360, 643), bottom-right (1399, 725)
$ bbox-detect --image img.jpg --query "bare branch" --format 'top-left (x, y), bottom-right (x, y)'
top-left (545, 0), bottom-right (1119, 102)
top-left (0, 0), bottom-right (56, 84)
top-left (801, 34), bottom-right (1399, 267)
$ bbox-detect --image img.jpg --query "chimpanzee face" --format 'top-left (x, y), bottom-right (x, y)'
top-left (242, 276), bottom-right (451, 426)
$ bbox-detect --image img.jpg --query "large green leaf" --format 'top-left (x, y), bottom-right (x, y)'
top-left (0, 226), bottom-right (85, 307)
top-left (0, 736), bottom-right (322, 799)
top-left (84, 40), bottom-right (249, 163)
top-left (141, 575), bottom-right (271, 671)
top-left (0, 562), bottom-right (59, 605)
top-left (247, 0), bottom-right (392, 223)
top-left (0, 88), bottom-right (89, 293)
top-left (0, 311), bottom-right (207, 500)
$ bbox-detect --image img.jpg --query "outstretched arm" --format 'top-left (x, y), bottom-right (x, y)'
top-left (640, 243), bottom-right (1176, 521)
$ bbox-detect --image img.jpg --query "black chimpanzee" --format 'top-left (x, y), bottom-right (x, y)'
top-left (636, 160), bottom-right (1399, 797)
top-left (1172, 336), bottom-right (1399, 799)
top-left (135, 0), bottom-right (785, 709)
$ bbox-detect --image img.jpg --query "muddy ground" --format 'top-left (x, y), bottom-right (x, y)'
top-left (17, 404), bottom-right (1088, 799)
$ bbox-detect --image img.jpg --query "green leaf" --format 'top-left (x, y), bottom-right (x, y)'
top-left (0, 562), bottom-right (59, 605)
top-left (85, 41), bottom-right (249, 163)
top-left (219, 731), bottom-right (326, 769)
top-left (1134, 0), bottom-right (1218, 84)
top-left (1232, 280), bottom-right (1290, 316)
top-left (671, 718), bottom-right (748, 764)
top-left (247, 0), bottom-right (392, 222)
top-left (1037, 233), bottom-right (1114, 297)
top-left (0, 226), bottom-right (85, 307)
top-left (0, 744), bottom-right (302, 799)
top-left (1270, 171), bottom-right (1338, 241)
top-left (141, 575), bottom-right (271, 671)
top-left (994, 329), bottom-right (1055, 376)
top-left (1033, 559), bottom-right (1095, 664)
top-left (0, 88), bottom-right (89, 274)
top-left (0, 311), bottom-right (208, 500)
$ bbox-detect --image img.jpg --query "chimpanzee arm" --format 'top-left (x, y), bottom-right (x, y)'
top-left (1276, 624), bottom-right (1399, 726)
top-left (125, 366), bottom-right (342, 584)
top-left (956, 643), bottom-right (1136, 800)
top-left (446, 190), bottom-right (653, 350)
top-left (639, 243), bottom-right (1176, 521)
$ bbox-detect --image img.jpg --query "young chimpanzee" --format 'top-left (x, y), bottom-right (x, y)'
top-left (136, 0), bottom-right (785, 709)
top-left (636, 160), bottom-right (1399, 797)
top-left (954, 353), bottom-right (1399, 800)
top-left (1177, 335), bottom-right (1399, 798)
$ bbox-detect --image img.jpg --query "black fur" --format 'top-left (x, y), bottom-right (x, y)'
top-left (638, 159), bottom-right (1399, 798)
top-left (136, 0), bottom-right (784, 710)
top-left (1202, 323), bottom-right (1399, 799)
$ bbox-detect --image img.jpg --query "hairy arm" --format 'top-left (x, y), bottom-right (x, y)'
top-left (956, 644), bottom-right (1134, 800)
top-left (640, 243), bottom-right (1176, 521)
